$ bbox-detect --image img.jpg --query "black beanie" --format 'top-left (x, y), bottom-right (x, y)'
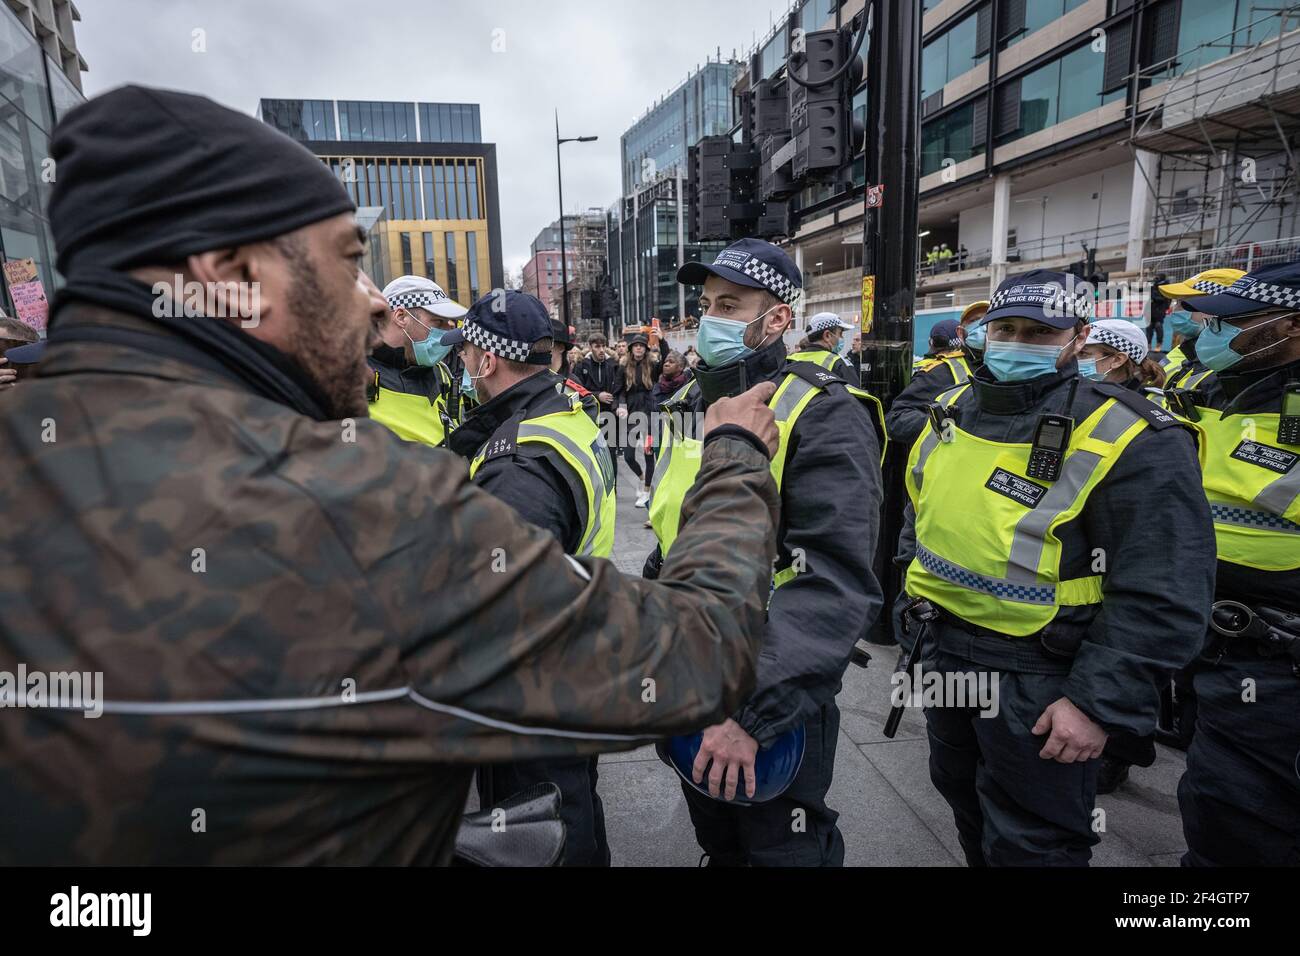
top-left (49, 85), bottom-right (356, 276)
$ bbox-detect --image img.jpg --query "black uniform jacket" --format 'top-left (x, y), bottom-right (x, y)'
top-left (645, 338), bottom-right (885, 747)
top-left (904, 364), bottom-right (1216, 737)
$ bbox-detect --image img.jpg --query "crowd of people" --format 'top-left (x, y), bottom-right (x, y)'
top-left (0, 84), bottom-right (1296, 869)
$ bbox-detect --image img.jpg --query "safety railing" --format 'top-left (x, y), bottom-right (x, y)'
top-left (1142, 234), bottom-right (1300, 284)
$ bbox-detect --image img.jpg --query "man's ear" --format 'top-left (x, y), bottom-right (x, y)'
top-left (187, 246), bottom-right (264, 327)
top-left (1279, 313), bottom-right (1300, 338)
top-left (767, 304), bottom-right (794, 336)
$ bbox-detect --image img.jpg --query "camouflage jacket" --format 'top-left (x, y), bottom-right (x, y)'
top-left (0, 304), bottom-right (780, 865)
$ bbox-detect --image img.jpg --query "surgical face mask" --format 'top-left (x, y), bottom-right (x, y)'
top-left (696, 303), bottom-right (780, 368)
top-left (1197, 312), bottom-right (1294, 372)
top-left (834, 333), bottom-right (850, 356)
top-left (462, 354), bottom-right (489, 401)
top-left (964, 323), bottom-right (987, 352)
top-left (1167, 310), bottom-right (1200, 339)
top-left (983, 339), bottom-right (1067, 383)
top-left (405, 314), bottom-right (452, 367)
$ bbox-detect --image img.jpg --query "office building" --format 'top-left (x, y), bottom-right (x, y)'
top-left (258, 98), bottom-right (504, 302)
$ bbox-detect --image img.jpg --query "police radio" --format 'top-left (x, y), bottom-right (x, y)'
top-left (1027, 414), bottom-right (1073, 481)
top-left (1280, 382), bottom-right (1300, 445)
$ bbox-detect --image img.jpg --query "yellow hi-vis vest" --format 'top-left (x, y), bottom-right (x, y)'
top-left (786, 348), bottom-right (847, 374)
top-left (648, 363), bottom-right (886, 588)
top-left (368, 363), bottom-right (456, 448)
top-left (905, 384), bottom-right (1151, 636)
top-left (1183, 407), bottom-right (1300, 571)
top-left (469, 394), bottom-right (617, 558)
top-left (911, 349), bottom-right (972, 384)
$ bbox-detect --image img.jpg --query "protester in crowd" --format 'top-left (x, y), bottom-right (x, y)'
top-left (617, 333), bottom-right (659, 507)
top-left (0, 85), bottom-right (784, 866)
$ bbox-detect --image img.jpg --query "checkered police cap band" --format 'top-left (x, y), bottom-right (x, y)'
top-left (1223, 276), bottom-right (1300, 310)
top-left (988, 283), bottom-right (1094, 320)
top-left (1189, 279), bottom-right (1231, 296)
top-left (462, 318), bottom-right (539, 362)
top-left (738, 255), bottom-right (801, 306)
top-left (387, 288), bottom-right (449, 312)
top-left (1090, 325), bottom-right (1145, 363)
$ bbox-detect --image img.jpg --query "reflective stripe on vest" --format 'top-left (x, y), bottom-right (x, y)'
top-left (786, 349), bottom-right (840, 371)
top-left (648, 375), bottom-right (821, 584)
top-left (905, 397), bottom-right (1145, 636)
top-left (369, 386), bottom-right (446, 447)
top-left (470, 402), bottom-right (616, 558)
top-left (1187, 409), bottom-right (1300, 571)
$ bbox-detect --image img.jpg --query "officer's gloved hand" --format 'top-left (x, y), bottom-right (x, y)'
top-left (642, 546), bottom-right (663, 581)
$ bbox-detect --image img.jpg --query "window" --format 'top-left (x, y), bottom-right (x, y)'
top-left (433, 163), bottom-right (447, 218)
top-left (444, 232), bottom-right (459, 301)
top-left (422, 163), bottom-right (435, 221)
top-left (400, 233), bottom-right (413, 274)
top-left (467, 232), bottom-right (480, 302)
top-left (390, 161), bottom-right (404, 217)
top-left (921, 101), bottom-right (985, 175)
top-left (922, 10), bottom-right (989, 98)
top-left (402, 162), bottom-right (416, 218)
top-left (423, 232), bottom-right (437, 282)
top-left (1006, 43), bottom-right (1116, 141)
top-left (802, 0), bottom-right (837, 29)
top-left (467, 162), bottom-right (480, 219)
top-left (456, 162), bottom-right (469, 221)
top-left (1002, 0), bottom-right (1090, 50)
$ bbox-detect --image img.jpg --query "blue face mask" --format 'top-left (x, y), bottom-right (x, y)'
top-left (834, 333), bottom-right (850, 356)
top-left (460, 365), bottom-right (477, 401)
top-left (696, 304), bottom-right (779, 368)
top-left (407, 316), bottom-right (452, 368)
top-left (983, 339), bottom-right (1066, 383)
top-left (1167, 310), bottom-right (1200, 339)
top-left (1196, 312), bottom-right (1290, 372)
top-left (964, 323), bottom-right (987, 352)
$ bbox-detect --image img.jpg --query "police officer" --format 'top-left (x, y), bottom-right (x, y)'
top-left (444, 290), bottom-right (618, 866)
top-left (366, 274), bottom-right (469, 447)
top-left (1164, 261), bottom-right (1300, 866)
top-left (903, 269), bottom-right (1215, 865)
top-left (1156, 268), bottom-right (1244, 390)
top-left (646, 238), bottom-right (886, 866)
top-left (888, 309), bottom-right (983, 447)
top-left (789, 312), bottom-right (855, 382)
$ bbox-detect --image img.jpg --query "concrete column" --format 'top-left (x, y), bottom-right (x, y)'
top-left (1126, 150), bottom-right (1157, 274)
top-left (989, 174), bottom-right (1012, 293)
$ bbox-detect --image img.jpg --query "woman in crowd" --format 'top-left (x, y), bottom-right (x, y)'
top-left (616, 333), bottom-right (659, 508)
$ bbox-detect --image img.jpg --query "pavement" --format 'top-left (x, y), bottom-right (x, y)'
top-left (596, 468), bottom-right (1191, 867)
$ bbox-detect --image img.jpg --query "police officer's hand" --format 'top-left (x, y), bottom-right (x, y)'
top-left (0, 357), bottom-right (16, 391)
top-left (598, 391), bottom-right (613, 404)
top-left (1032, 697), bottom-right (1108, 763)
top-left (703, 381), bottom-right (779, 457)
top-left (693, 718), bottom-right (759, 800)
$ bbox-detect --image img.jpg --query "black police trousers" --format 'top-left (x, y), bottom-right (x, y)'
top-left (1179, 648), bottom-right (1300, 866)
top-left (921, 628), bottom-right (1100, 866)
top-left (477, 757), bottom-right (610, 866)
top-left (679, 701), bottom-right (844, 866)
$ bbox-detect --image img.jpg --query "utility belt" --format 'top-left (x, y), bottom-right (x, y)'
top-left (1206, 601), bottom-right (1300, 677)
top-left (926, 604), bottom-right (1091, 667)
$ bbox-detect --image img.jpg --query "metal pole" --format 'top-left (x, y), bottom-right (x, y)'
top-left (676, 166), bottom-right (686, 324)
top-left (861, 0), bottom-right (921, 645)
top-left (555, 112), bottom-right (571, 329)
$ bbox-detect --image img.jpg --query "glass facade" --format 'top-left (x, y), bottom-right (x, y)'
top-left (922, 102), bottom-right (984, 175)
top-left (466, 232), bottom-right (480, 302)
top-left (1006, 43), bottom-right (1122, 142)
top-left (620, 60), bottom-right (739, 195)
top-left (922, 10), bottom-right (988, 99)
top-left (1164, 0), bottom-right (1283, 72)
top-left (422, 231), bottom-right (437, 283)
top-left (444, 233), bottom-right (459, 301)
top-left (259, 98), bottom-right (337, 140)
top-left (1003, 0), bottom-right (1090, 50)
top-left (261, 99), bottom-right (481, 144)
top-left (0, 4), bottom-right (84, 311)
top-left (418, 102), bottom-right (481, 143)
top-left (323, 156), bottom-right (486, 222)
top-left (800, 0), bottom-right (838, 29)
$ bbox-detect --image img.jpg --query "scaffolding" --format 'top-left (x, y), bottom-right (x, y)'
top-left (1129, 5), bottom-right (1300, 282)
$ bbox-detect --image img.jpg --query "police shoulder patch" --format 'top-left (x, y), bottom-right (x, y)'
top-left (784, 360), bottom-right (846, 390)
top-left (477, 415), bottom-right (523, 463)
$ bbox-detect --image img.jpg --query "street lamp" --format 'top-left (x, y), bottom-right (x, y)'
top-left (555, 112), bottom-right (597, 334)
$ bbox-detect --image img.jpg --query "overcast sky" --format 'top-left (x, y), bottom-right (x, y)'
top-left (74, 0), bottom-right (790, 276)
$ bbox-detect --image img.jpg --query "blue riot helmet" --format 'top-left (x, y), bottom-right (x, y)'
top-left (664, 724), bottom-right (806, 805)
